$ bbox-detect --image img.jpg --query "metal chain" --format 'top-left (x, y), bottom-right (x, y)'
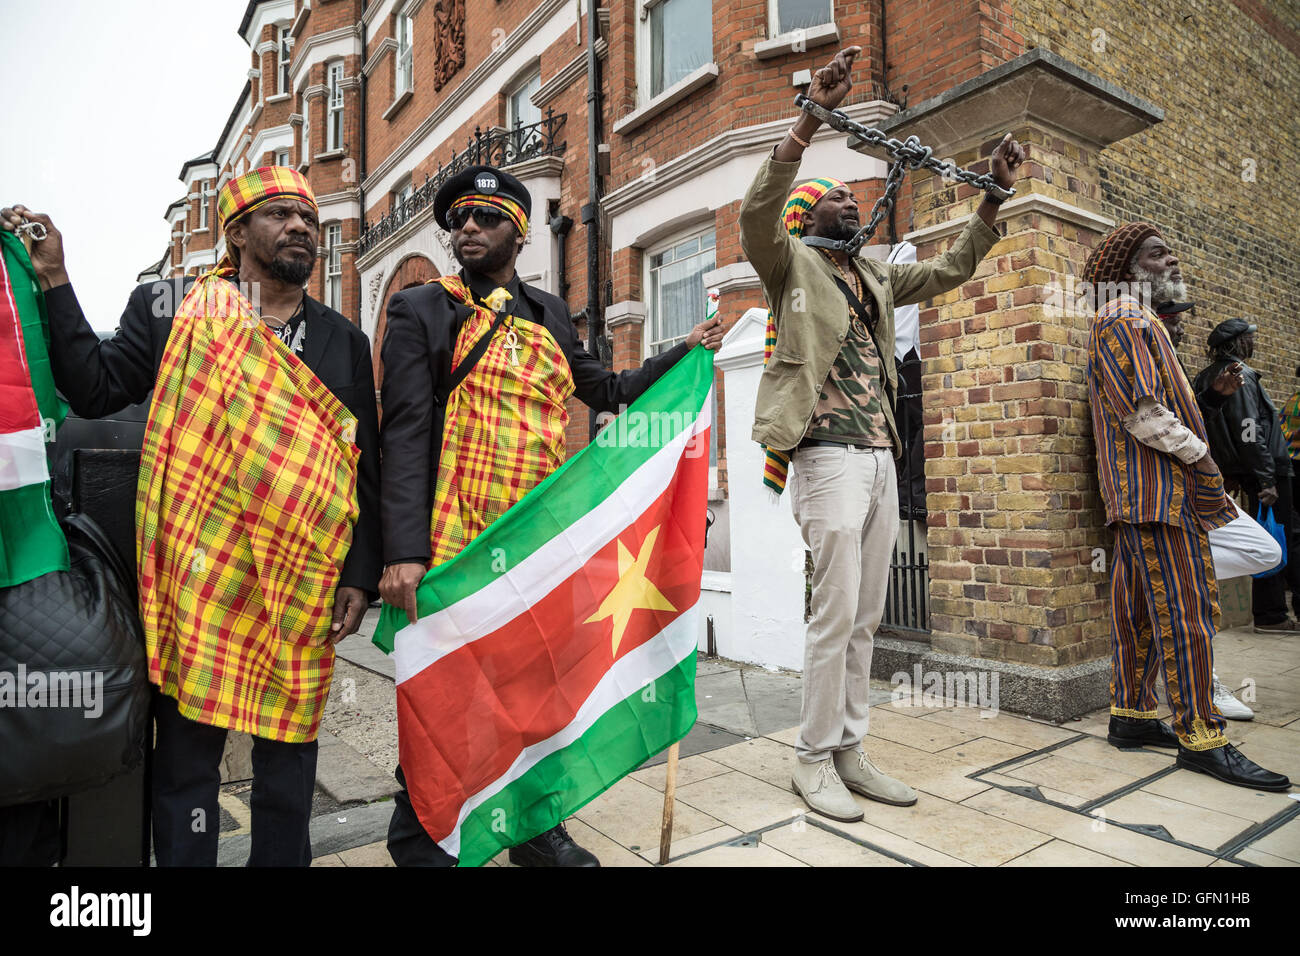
top-left (795, 94), bottom-right (1014, 257)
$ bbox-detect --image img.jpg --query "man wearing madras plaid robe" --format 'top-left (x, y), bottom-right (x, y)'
top-left (2, 169), bottom-right (382, 866)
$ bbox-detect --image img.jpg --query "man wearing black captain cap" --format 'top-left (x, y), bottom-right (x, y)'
top-left (1195, 318), bottom-right (1300, 633)
top-left (378, 164), bottom-right (724, 866)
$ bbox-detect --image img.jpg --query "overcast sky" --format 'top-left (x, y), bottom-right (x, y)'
top-left (0, 1), bottom-right (252, 330)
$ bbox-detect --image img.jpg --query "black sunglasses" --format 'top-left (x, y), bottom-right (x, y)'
top-left (448, 206), bottom-right (507, 230)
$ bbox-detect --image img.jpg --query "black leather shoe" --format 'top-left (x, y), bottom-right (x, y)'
top-left (508, 823), bottom-right (601, 867)
top-left (1176, 743), bottom-right (1292, 792)
top-left (1107, 716), bottom-right (1180, 750)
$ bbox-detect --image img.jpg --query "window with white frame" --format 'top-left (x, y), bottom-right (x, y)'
top-left (197, 181), bottom-right (210, 230)
top-left (275, 148), bottom-right (290, 168)
top-left (278, 25), bottom-right (292, 93)
top-left (393, 176), bottom-right (413, 213)
top-left (325, 224), bottom-right (343, 311)
top-left (327, 62), bottom-right (344, 151)
top-left (507, 70), bottom-right (542, 130)
top-left (771, 0), bottom-right (832, 34)
top-left (396, 8), bottom-right (414, 96)
top-left (646, 228), bottom-right (715, 355)
top-left (643, 0), bottom-right (713, 99)
top-left (646, 227), bottom-right (718, 470)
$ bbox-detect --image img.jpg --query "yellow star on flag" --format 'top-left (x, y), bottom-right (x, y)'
top-left (584, 525), bottom-right (676, 656)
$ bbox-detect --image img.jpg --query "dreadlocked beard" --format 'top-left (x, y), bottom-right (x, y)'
top-left (1129, 259), bottom-right (1187, 306)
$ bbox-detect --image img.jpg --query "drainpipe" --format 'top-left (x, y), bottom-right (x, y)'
top-left (358, 0), bottom-right (369, 326)
top-left (584, 0), bottom-right (606, 441)
top-left (882, 0), bottom-right (899, 246)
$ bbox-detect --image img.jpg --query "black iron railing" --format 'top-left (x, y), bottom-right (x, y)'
top-left (358, 109), bottom-right (567, 258)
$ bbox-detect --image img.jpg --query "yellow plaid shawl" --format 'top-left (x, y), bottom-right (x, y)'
top-left (137, 269), bottom-right (360, 742)
top-left (428, 277), bottom-right (574, 567)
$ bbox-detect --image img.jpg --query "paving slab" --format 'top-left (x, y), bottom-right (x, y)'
top-left (667, 842), bottom-right (806, 867)
top-left (694, 669), bottom-right (757, 736)
top-left (1101, 790), bottom-right (1255, 850)
top-left (674, 771), bottom-right (804, 833)
top-left (315, 730), bottom-right (401, 805)
top-left (647, 824), bottom-right (744, 864)
top-left (762, 820), bottom-right (908, 866)
top-left (1000, 754), bottom-right (1142, 802)
top-left (961, 787), bottom-right (1217, 866)
top-left (1242, 817), bottom-right (1300, 864)
top-left (629, 753), bottom-right (732, 792)
top-left (1141, 769), bottom-right (1298, 822)
top-left (1002, 839), bottom-right (1132, 867)
top-left (223, 800), bottom-right (393, 866)
top-left (739, 668), bottom-right (805, 736)
top-left (919, 707), bottom-right (1077, 750)
top-left (639, 721), bottom-right (748, 766)
top-left (847, 790), bottom-right (1051, 866)
top-left (573, 776), bottom-right (723, 852)
top-left (704, 735), bottom-right (797, 791)
top-left (868, 707), bottom-right (977, 752)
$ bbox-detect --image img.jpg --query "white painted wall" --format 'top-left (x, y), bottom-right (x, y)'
top-left (713, 307), bottom-right (807, 671)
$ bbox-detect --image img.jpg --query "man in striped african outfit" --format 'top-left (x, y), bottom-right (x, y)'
top-left (2, 169), bottom-right (382, 864)
top-left (1083, 221), bottom-right (1289, 791)
top-left (740, 46), bottom-right (1023, 823)
top-left (378, 165), bottom-right (723, 866)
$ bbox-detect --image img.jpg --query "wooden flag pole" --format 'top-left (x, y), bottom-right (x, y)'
top-left (657, 742), bottom-right (680, 865)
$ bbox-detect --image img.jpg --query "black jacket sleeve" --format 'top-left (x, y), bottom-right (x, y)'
top-left (43, 282), bottom-right (158, 418)
top-left (568, 338), bottom-right (692, 414)
top-left (379, 291), bottom-right (436, 565)
top-left (337, 341), bottom-right (383, 599)
top-left (1229, 376), bottom-right (1275, 488)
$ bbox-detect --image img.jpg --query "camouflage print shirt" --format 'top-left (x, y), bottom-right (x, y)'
top-left (805, 293), bottom-right (893, 448)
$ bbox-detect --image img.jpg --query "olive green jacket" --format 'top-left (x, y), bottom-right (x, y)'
top-left (740, 154), bottom-right (1001, 456)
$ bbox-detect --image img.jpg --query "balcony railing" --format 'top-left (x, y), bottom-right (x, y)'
top-left (358, 109), bottom-right (567, 258)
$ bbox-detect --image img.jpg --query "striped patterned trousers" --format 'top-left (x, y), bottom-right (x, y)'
top-left (1110, 521), bottom-right (1228, 751)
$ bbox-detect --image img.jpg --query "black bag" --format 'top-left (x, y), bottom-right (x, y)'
top-left (0, 512), bottom-right (150, 807)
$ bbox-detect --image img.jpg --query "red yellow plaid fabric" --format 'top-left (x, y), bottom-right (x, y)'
top-left (427, 277), bottom-right (572, 566)
top-left (760, 178), bottom-right (844, 494)
top-left (450, 193), bottom-right (529, 236)
top-left (137, 268), bottom-right (360, 742)
top-left (218, 166), bottom-right (318, 231)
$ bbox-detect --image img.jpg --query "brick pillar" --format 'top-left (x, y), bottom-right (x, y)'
top-left (857, 49), bottom-right (1164, 719)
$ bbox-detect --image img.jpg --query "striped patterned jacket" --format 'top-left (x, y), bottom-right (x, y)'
top-left (1087, 295), bottom-right (1235, 531)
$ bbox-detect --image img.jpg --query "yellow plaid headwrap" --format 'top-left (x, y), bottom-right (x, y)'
top-left (450, 193), bottom-right (529, 236)
top-left (218, 166), bottom-right (318, 231)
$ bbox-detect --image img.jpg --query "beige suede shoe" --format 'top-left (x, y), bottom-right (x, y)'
top-left (791, 757), bottom-right (864, 822)
top-left (833, 748), bottom-right (918, 807)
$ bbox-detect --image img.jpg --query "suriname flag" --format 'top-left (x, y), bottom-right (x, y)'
top-left (0, 232), bottom-right (68, 589)
top-left (373, 346), bottom-right (713, 867)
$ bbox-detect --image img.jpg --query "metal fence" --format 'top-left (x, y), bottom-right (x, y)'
top-left (883, 350), bottom-right (930, 634)
top-left (357, 109), bottom-right (567, 258)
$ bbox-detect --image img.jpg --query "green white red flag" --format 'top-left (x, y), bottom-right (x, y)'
top-left (0, 232), bottom-right (68, 588)
top-left (373, 347), bottom-right (713, 866)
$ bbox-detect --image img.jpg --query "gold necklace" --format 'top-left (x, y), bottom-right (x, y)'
top-left (822, 251), bottom-right (869, 337)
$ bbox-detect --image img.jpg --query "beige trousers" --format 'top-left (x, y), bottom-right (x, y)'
top-left (789, 445), bottom-right (899, 763)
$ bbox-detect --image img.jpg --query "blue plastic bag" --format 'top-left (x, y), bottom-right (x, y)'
top-left (1253, 504), bottom-right (1288, 579)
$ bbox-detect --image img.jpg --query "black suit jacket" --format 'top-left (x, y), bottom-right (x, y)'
top-left (380, 277), bottom-right (689, 564)
top-left (43, 277), bottom-right (382, 599)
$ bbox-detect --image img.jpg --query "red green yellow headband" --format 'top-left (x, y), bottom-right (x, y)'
top-left (782, 178), bottom-right (847, 237)
top-left (450, 193), bottom-right (528, 236)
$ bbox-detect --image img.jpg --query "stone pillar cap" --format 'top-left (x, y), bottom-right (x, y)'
top-left (857, 48), bottom-right (1164, 156)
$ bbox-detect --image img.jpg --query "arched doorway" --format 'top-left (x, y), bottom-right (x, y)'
top-left (372, 253), bottom-right (439, 395)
